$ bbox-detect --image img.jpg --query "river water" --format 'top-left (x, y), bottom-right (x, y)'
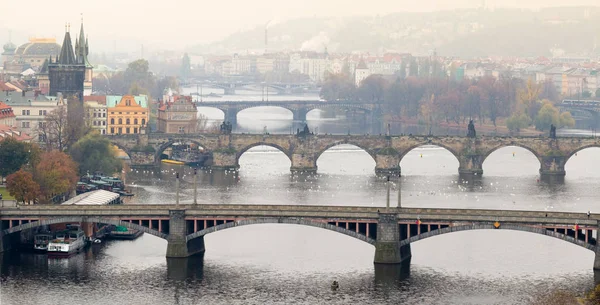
top-left (2, 91), bottom-right (600, 304)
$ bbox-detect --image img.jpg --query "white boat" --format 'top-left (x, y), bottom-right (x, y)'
top-left (47, 228), bottom-right (86, 257)
top-left (33, 233), bottom-right (53, 252)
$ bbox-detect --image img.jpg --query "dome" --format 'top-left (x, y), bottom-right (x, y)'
top-left (2, 42), bottom-right (16, 53)
top-left (15, 39), bottom-right (60, 57)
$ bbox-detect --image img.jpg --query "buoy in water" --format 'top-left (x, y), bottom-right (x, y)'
top-left (420, 154), bottom-right (423, 158)
top-left (512, 152), bottom-right (515, 157)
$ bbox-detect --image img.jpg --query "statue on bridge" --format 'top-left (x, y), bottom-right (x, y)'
top-left (467, 120), bottom-right (476, 138)
top-left (549, 124), bottom-right (556, 139)
top-left (220, 121), bottom-right (232, 134)
top-left (296, 123), bottom-right (313, 137)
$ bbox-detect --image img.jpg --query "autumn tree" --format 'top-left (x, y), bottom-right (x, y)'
top-left (319, 73), bottom-right (356, 102)
top-left (38, 99), bottom-right (90, 152)
top-left (357, 75), bottom-right (389, 104)
top-left (6, 169), bottom-right (40, 204)
top-left (517, 79), bottom-right (542, 119)
top-left (69, 133), bottom-right (122, 176)
top-left (34, 151), bottom-right (78, 203)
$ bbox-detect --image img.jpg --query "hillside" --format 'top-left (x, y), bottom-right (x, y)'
top-left (189, 7), bottom-right (600, 58)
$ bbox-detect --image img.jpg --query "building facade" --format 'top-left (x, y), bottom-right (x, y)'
top-left (106, 95), bottom-right (149, 135)
top-left (84, 96), bottom-right (107, 134)
top-left (0, 91), bottom-right (64, 140)
top-left (0, 101), bottom-right (16, 127)
top-left (157, 95), bottom-right (197, 133)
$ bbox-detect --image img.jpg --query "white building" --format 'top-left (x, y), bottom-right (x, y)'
top-left (354, 59), bottom-right (371, 86)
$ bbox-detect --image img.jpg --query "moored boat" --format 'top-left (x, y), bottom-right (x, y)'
top-left (47, 228), bottom-right (87, 257)
top-left (33, 233), bottom-right (53, 252)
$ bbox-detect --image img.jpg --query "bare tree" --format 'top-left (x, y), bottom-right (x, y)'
top-left (37, 96), bottom-right (91, 151)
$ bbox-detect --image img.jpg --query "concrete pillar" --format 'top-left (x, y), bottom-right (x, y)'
top-left (374, 153), bottom-right (401, 177)
top-left (293, 108), bottom-right (308, 123)
top-left (539, 156), bottom-right (566, 179)
top-left (595, 244), bottom-right (600, 270)
top-left (166, 210), bottom-right (205, 258)
top-left (290, 153), bottom-right (317, 173)
top-left (374, 212), bottom-right (409, 264)
top-left (458, 155), bottom-right (484, 177)
top-left (224, 108), bottom-right (238, 128)
top-left (210, 151), bottom-right (238, 171)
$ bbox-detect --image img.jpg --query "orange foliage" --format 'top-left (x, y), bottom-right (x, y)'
top-left (6, 169), bottom-right (40, 204)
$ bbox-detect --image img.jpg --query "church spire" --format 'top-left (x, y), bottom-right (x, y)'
top-left (76, 15), bottom-right (91, 67)
top-left (58, 24), bottom-right (76, 65)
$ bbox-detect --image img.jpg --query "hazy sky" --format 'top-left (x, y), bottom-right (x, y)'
top-left (1, 0), bottom-right (599, 52)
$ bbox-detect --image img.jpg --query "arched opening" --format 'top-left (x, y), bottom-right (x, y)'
top-left (399, 145), bottom-right (459, 176)
top-left (565, 147), bottom-right (600, 178)
top-left (236, 106), bottom-right (293, 133)
top-left (134, 118), bottom-right (138, 125)
top-left (237, 146), bottom-right (291, 201)
top-left (118, 118), bottom-right (122, 125)
top-left (156, 140), bottom-right (208, 165)
top-left (482, 146), bottom-right (540, 177)
top-left (201, 224), bottom-right (374, 271)
top-left (110, 118), bottom-right (114, 125)
top-left (408, 229), bottom-right (592, 275)
top-left (317, 144), bottom-right (375, 175)
top-left (196, 107), bottom-right (225, 129)
top-left (126, 118), bottom-right (130, 125)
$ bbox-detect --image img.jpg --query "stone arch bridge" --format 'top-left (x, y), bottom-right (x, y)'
top-left (1, 205), bottom-right (599, 270)
top-left (195, 100), bottom-right (379, 128)
top-left (108, 133), bottom-right (600, 179)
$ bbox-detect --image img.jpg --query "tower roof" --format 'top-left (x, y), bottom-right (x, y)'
top-left (75, 19), bottom-right (92, 68)
top-left (58, 26), bottom-right (76, 65)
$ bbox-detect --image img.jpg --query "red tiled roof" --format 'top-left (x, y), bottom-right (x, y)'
top-left (84, 95), bottom-right (107, 105)
top-left (0, 82), bottom-right (15, 91)
top-left (0, 124), bottom-right (32, 142)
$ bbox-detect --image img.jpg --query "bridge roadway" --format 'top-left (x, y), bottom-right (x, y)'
top-left (1, 205), bottom-right (599, 269)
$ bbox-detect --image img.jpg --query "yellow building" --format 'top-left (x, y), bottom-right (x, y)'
top-left (106, 95), bottom-right (149, 135)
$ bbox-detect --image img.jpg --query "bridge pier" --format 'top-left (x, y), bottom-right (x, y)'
top-left (594, 245), bottom-right (600, 270)
top-left (458, 155), bottom-right (484, 177)
top-left (224, 108), bottom-right (238, 129)
top-left (166, 210), bottom-right (205, 258)
top-left (290, 153), bottom-right (317, 173)
top-left (211, 151), bottom-right (239, 171)
top-left (374, 153), bottom-right (401, 177)
top-left (293, 108), bottom-right (308, 123)
top-left (374, 212), bottom-right (410, 264)
top-left (224, 87), bottom-right (236, 95)
top-left (539, 156), bottom-right (566, 180)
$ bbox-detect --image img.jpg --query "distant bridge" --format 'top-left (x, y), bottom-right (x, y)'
top-left (194, 100), bottom-right (379, 126)
top-left (1, 204), bottom-right (599, 270)
top-left (186, 81), bottom-right (318, 95)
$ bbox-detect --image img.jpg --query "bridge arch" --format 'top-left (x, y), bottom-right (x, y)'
top-left (316, 141), bottom-right (378, 162)
top-left (399, 224), bottom-right (595, 251)
top-left (185, 218), bottom-right (376, 245)
top-left (3, 216), bottom-right (168, 240)
top-left (109, 141), bottom-right (134, 161)
top-left (235, 143), bottom-right (292, 166)
top-left (481, 143), bottom-right (543, 167)
top-left (195, 105), bottom-right (226, 118)
top-left (236, 106), bottom-right (295, 120)
top-left (154, 138), bottom-right (210, 165)
top-left (564, 144), bottom-right (600, 167)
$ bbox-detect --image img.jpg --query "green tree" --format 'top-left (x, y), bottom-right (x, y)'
top-left (534, 101), bottom-right (559, 131)
top-left (6, 169), bottom-right (40, 204)
top-left (69, 133), bottom-right (123, 176)
top-left (582, 90), bottom-right (592, 98)
top-left (181, 53), bottom-right (191, 78)
top-left (506, 113), bottom-right (531, 132)
top-left (558, 112), bottom-right (575, 128)
top-left (0, 137), bottom-right (33, 177)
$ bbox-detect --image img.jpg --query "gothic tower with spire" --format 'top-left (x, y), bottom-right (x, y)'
top-left (75, 19), bottom-right (93, 96)
top-left (48, 23), bottom-right (87, 102)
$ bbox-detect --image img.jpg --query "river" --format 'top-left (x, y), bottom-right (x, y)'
top-left (2, 92), bottom-right (600, 304)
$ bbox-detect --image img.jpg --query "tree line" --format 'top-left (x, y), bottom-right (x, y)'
top-left (0, 99), bottom-right (123, 204)
top-left (320, 73), bottom-right (575, 133)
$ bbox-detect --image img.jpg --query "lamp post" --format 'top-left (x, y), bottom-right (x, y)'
top-left (386, 175), bottom-right (390, 211)
top-left (193, 169), bottom-right (198, 204)
top-left (175, 172), bottom-right (180, 206)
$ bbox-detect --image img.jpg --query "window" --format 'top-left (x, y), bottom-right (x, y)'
top-left (118, 118), bottom-right (122, 125)
top-left (133, 127), bottom-right (138, 134)
top-left (39, 110), bottom-right (43, 116)
top-left (102, 121), bottom-right (106, 126)
top-left (21, 121), bottom-right (30, 128)
top-left (102, 129), bottom-right (106, 135)
top-left (141, 119), bottom-right (146, 126)
top-left (103, 113), bottom-right (106, 118)
top-left (93, 113), bottom-right (97, 117)
top-left (126, 118), bottom-right (130, 125)
top-left (134, 112), bottom-right (138, 115)
top-left (38, 134), bottom-right (45, 142)
top-left (110, 118), bottom-right (115, 125)
top-left (27, 110), bottom-right (30, 115)
top-left (126, 100), bottom-right (131, 106)
top-left (178, 127), bottom-right (185, 133)
top-left (21, 110), bottom-right (26, 115)
top-left (134, 118), bottom-right (138, 125)
top-left (118, 127), bottom-right (122, 134)
top-left (126, 127), bottom-right (130, 134)
top-left (38, 122), bottom-right (46, 128)
top-left (111, 112), bottom-right (114, 115)
top-left (111, 127), bottom-right (115, 134)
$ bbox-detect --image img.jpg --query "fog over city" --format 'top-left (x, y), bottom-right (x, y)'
top-left (1, 0), bottom-right (599, 52)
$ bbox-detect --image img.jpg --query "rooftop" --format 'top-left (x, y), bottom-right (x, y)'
top-left (61, 190), bottom-right (120, 205)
